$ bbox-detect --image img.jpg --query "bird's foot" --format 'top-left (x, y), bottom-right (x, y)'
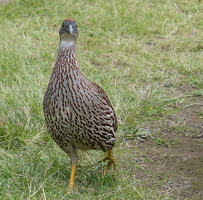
top-left (102, 150), bottom-right (116, 176)
top-left (66, 184), bottom-right (78, 193)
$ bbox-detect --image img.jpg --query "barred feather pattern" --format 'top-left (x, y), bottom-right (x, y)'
top-left (43, 44), bottom-right (117, 155)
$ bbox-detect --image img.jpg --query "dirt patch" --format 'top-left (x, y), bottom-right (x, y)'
top-left (0, 0), bottom-right (9, 5)
top-left (132, 95), bottom-right (203, 199)
top-left (137, 137), bottom-right (203, 199)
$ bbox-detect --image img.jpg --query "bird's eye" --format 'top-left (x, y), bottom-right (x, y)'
top-left (62, 24), bottom-right (65, 28)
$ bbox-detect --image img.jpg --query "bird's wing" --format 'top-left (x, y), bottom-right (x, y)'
top-left (90, 82), bottom-right (118, 132)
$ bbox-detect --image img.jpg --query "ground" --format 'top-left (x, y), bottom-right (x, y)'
top-left (128, 93), bottom-right (203, 199)
top-left (0, 0), bottom-right (9, 5)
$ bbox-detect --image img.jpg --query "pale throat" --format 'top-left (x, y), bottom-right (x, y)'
top-left (60, 39), bottom-right (75, 50)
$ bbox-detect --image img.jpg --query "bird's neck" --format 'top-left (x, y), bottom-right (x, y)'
top-left (55, 40), bottom-right (78, 72)
top-left (59, 39), bottom-right (76, 50)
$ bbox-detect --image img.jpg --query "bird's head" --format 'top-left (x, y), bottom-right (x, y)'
top-left (59, 19), bottom-right (79, 47)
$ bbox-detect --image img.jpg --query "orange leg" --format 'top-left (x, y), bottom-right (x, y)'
top-left (103, 149), bottom-right (116, 175)
top-left (69, 163), bottom-right (77, 189)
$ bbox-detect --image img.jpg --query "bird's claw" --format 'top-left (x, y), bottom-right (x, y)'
top-left (102, 150), bottom-right (116, 175)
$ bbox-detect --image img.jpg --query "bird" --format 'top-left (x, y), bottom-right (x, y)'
top-left (43, 18), bottom-right (117, 189)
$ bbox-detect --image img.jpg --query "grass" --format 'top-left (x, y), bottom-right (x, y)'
top-left (0, 0), bottom-right (203, 199)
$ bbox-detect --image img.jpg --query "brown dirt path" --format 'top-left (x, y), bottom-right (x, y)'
top-left (135, 95), bottom-right (203, 199)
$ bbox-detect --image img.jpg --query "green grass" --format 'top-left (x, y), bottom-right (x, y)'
top-left (0, 0), bottom-right (203, 199)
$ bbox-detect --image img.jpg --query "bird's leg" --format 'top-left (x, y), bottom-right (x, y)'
top-left (63, 145), bottom-right (78, 190)
top-left (69, 163), bottom-right (77, 189)
top-left (103, 149), bottom-right (116, 175)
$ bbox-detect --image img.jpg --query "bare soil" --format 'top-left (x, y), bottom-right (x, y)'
top-left (134, 94), bottom-right (203, 199)
top-left (0, 0), bottom-right (9, 5)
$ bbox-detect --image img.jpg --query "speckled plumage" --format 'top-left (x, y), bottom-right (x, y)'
top-left (43, 19), bottom-right (117, 188)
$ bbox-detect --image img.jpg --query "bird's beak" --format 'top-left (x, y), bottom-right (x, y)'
top-left (59, 24), bottom-right (74, 35)
top-left (69, 24), bottom-right (73, 35)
